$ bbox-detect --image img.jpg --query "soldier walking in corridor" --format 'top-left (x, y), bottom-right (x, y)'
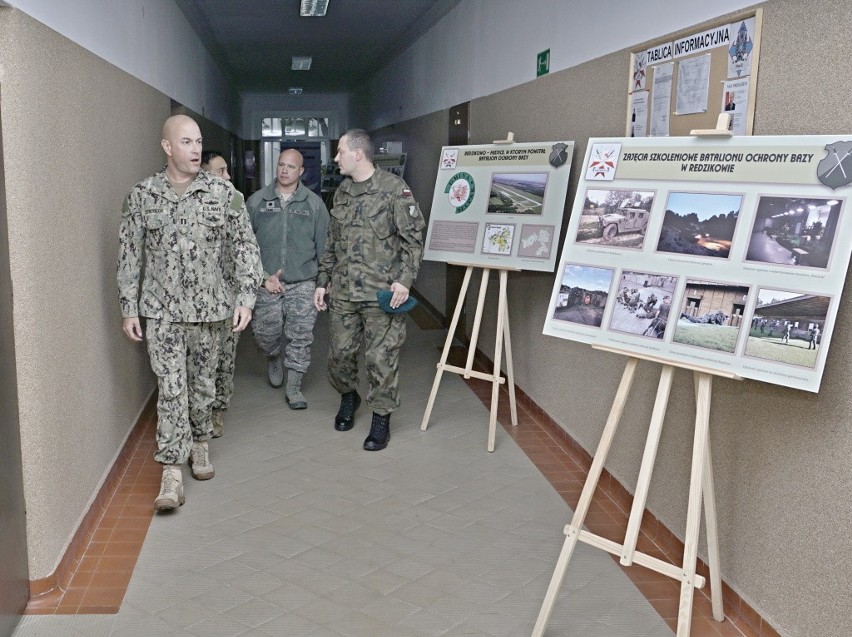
top-left (118, 115), bottom-right (261, 511)
top-left (246, 148), bottom-right (329, 409)
top-left (313, 129), bottom-right (425, 451)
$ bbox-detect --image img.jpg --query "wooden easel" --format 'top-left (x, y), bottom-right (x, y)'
top-left (533, 118), bottom-right (737, 636)
top-left (532, 347), bottom-right (737, 636)
top-left (421, 132), bottom-right (521, 452)
top-left (420, 263), bottom-right (518, 451)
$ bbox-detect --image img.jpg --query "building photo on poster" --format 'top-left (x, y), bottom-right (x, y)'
top-left (424, 141), bottom-right (574, 272)
top-left (542, 135), bottom-right (852, 392)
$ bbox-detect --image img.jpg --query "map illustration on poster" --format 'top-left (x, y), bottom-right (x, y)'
top-left (543, 136), bottom-right (852, 392)
top-left (424, 141), bottom-right (574, 272)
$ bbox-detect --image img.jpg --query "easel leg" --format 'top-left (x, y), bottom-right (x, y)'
top-left (699, 385), bottom-right (724, 621)
top-left (621, 364), bottom-right (674, 565)
top-left (501, 287), bottom-right (518, 428)
top-left (421, 266), bottom-right (473, 431)
top-left (676, 372), bottom-right (713, 636)
top-left (487, 270), bottom-right (509, 452)
top-left (532, 358), bottom-right (639, 637)
top-left (465, 268), bottom-right (490, 374)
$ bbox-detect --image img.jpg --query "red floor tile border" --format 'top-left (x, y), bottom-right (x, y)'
top-left (453, 345), bottom-right (778, 637)
top-left (24, 394), bottom-right (158, 615)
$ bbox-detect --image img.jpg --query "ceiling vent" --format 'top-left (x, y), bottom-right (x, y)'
top-left (291, 56), bottom-right (312, 71)
top-left (300, 0), bottom-right (329, 17)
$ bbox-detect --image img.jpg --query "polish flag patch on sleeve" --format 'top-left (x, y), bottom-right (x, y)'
top-left (402, 188), bottom-right (412, 197)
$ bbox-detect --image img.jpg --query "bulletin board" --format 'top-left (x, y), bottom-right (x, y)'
top-left (626, 9), bottom-right (762, 138)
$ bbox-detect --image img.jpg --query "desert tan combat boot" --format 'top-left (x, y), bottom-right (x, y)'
top-left (188, 440), bottom-right (215, 480)
top-left (154, 465), bottom-right (185, 511)
top-left (211, 409), bottom-right (224, 438)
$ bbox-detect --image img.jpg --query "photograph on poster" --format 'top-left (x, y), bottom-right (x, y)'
top-left (487, 173), bottom-right (548, 215)
top-left (517, 224), bottom-right (556, 259)
top-left (672, 279), bottom-right (749, 353)
top-left (481, 223), bottom-right (516, 256)
top-left (609, 271), bottom-right (679, 339)
top-left (656, 192), bottom-right (742, 259)
top-left (575, 188), bottom-right (656, 249)
top-left (551, 264), bottom-right (614, 328)
top-left (745, 196), bottom-right (843, 269)
top-left (744, 289), bottom-right (829, 368)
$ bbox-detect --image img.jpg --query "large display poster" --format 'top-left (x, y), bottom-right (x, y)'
top-left (543, 136), bottom-right (852, 392)
top-left (424, 141), bottom-right (574, 272)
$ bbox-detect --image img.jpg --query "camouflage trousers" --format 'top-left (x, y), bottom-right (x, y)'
top-left (252, 280), bottom-right (318, 373)
top-left (212, 325), bottom-right (240, 411)
top-left (328, 298), bottom-right (406, 415)
top-left (146, 318), bottom-right (226, 465)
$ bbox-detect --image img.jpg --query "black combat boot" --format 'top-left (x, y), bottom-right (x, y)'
top-left (363, 412), bottom-right (390, 451)
top-left (334, 391), bottom-right (361, 431)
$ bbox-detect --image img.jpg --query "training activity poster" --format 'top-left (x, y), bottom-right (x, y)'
top-left (424, 141), bottom-right (574, 272)
top-left (543, 135), bottom-right (852, 392)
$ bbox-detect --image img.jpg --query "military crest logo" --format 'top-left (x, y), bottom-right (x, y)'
top-left (728, 20), bottom-right (755, 77)
top-left (441, 148), bottom-right (459, 170)
top-left (817, 141), bottom-right (852, 190)
top-left (585, 143), bottom-right (621, 181)
top-left (445, 172), bottom-right (475, 213)
top-left (632, 51), bottom-right (647, 91)
top-left (549, 143), bottom-right (570, 168)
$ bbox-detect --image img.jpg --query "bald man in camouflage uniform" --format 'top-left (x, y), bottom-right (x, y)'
top-left (118, 115), bottom-right (261, 511)
top-left (313, 129), bottom-right (425, 451)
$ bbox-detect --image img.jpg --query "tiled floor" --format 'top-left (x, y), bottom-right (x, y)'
top-left (14, 310), bottom-right (751, 636)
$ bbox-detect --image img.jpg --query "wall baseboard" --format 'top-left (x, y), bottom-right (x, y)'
top-left (26, 394), bottom-right (157, 606)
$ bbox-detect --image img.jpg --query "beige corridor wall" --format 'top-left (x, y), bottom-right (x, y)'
top-left (0, 8), bottom-right (169, 579)
top-left (456, 1), bottom-right (852, 636)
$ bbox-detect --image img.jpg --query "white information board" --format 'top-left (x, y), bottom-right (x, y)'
top-left (424, 141), bottom-right (574, 272)
top-left (543, 135), bottom-right (852, 392)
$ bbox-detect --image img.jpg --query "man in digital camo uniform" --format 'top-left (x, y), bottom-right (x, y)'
top-left (313, 128), bottom-right (425, 451)
top-left (247, 148), bottom-right (330, 409)
top-left (118, 115), bottom-right (261, 511)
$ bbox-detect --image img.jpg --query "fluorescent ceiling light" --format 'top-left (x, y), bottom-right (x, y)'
top-left (288, 87), bottom-right (303, 94)
top-left (291, 56), bottom-right (312, 70)
top-left (300, 0), bottom-right (329, 17)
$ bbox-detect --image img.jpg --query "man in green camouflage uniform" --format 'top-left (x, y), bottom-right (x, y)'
top-left (118, 115), bottom-right (261, 511)
top-left (313, 129), bottom-right (425, 451)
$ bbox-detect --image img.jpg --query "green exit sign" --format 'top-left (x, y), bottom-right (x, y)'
top-left (537, 49), bottom-right (550, 77)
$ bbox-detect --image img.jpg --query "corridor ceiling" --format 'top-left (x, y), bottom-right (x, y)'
top-left (175, 0), bottom-right (464, 93)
